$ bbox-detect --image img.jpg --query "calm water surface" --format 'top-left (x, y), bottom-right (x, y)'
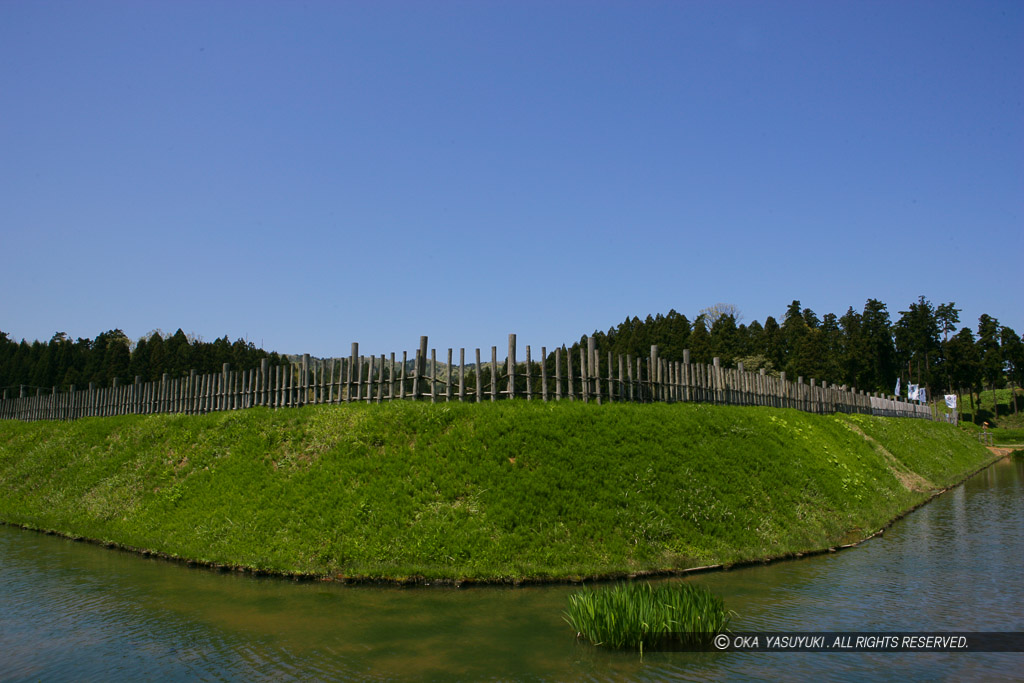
top-left (2, 458), bottom-right (1021, 681)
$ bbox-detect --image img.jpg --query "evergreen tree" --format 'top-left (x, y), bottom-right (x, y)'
top-left (838, 307), bottom-right (862, 387)
top-left (149, 333), bottom-right (168, 380)
top-left (781, 301), bottom-right (810, 377)
top-left (761, 316), bottom-right (784, 371)
top-left (745, 320), bottom-right (764, 356)
top-left (945, 327), bottom-right (981, 412)
top-left (734, 323), bottom-right (753, 360)
top-left (819, 313), bottom-right (844, 385)
top-left (84, 331), bottom-right (112, 385)
top-left (50, 332), bottom-right (74, 390)
top-left (67, 338), bottom-right (91, 388)
top-left (10, 341), bottom-right (32, 389)
top-left (801, 307), bottom-right (820, 329)
top-left (935, 302), bottom-right (961, 342)
top-left (165, 329), bottom-right (192, 375)
top-left (894, 296), bottom-right (941, 393)
top-left (708, 314), bottom-right (741, 365)
top-left (791, 328), bottom-right (830, 381)
top-left (102, 330), bottom-right (131, 384)
top-left (688, 315), bottom-right (712, 364)
top-left (1000, 326), bottom-right (1023, 417)
top-left (852, 299), bottom-right (896, 393)
top-left (977, 315), bottom-right (1003, 385)
top-left (977, 315), bottom-right (1003, 417)
top-left (131, 336), bottom-right (151, 381)
top-left (30, 339), bottom-right (55, 389)
top-left (660, 309), bottom-right (691, 361)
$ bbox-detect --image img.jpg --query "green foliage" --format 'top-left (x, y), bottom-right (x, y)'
top-left (894, 296), bottom-right (941, 389)
top-left (0, 402), bottom-right (997, 582)
top-left (565, 581), bottom-right (730, 650)
top-left (958, 387), bottom-right (1024, 428)
top-left (0, 327), bottom-right (277, 391)
top-left (978, 314), bottom-right (1004, 394)
top-left (992, 430), bottom-right (1024, 446)
top-left (3, 297), bottom-right (1016, 405)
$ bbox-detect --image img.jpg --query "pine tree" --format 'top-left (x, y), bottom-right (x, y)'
top-left (148, 334), bottom-right (166, 381)
top-left (709, 314), bottom-right (741, 365)
top-left (165, 329), bottom-right (191, 376)
top-left (852, 299), bottom-right (896, 393)
top-left (977, 314), bottom-right (1003, 417)
top-left (761, 316), bottom-right (784, 372)
top-left (1000, 326), bottom-right (1022, 417)
top-left (131, 336), bottom-right (151, 382)
top-left (688, 315), bottom-right (712, 364)
top-left (781, 301), bottom-right (810, 377)
top-left (935, 302), bottom-right (961, 342)
top-left (894, 296), bottom-right (941, 395)
top-left (102, 330), bottom-right (131, 384)
top-left (945, 327), bottom-right (981, 414)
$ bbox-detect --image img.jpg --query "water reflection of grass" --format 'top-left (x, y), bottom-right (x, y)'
top-left (0, 401), bottom-right (998, 583)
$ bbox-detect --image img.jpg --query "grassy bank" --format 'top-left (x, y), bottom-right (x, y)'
top-left (953, 387), bottom-right (1024, 429)
top-left (0, 402), bottom-right (998, 582)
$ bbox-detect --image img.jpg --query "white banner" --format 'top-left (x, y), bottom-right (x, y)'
top-left (895, 378), bottom-right (901, 397)
top-left (945, 394), bottom-right (957, 409)
top-left (908, 384), bottom-right (919, 401)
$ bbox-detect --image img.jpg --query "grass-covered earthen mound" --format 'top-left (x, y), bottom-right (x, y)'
top-left (0, 401), bottom-right (998, 583)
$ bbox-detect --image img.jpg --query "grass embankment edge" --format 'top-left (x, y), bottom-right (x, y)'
top-left (0, 402), bottom-right (1002, 585)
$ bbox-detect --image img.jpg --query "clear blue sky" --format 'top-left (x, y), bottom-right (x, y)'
top-left (3, 1), bottom-right (1021, 358)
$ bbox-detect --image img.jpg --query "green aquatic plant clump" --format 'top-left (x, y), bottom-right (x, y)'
top-left (565, 581), bottom-right (730, 650)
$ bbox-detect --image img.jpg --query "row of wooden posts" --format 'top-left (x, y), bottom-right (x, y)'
top-left (0, 335), bottom-right (933, 422)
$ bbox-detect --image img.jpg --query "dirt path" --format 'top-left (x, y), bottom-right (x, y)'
top-left (842, 421), bottom-right (934, 492)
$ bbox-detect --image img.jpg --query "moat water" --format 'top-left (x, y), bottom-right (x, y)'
top-left (2, 457), bottom-right (1021, 681)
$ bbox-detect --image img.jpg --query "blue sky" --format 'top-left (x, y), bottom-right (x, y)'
top-left (2, 1), bottom-right (1021, 357)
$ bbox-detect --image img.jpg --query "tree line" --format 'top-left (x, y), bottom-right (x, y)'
top-left (567, 297), bottom-right (1023, 413)
top-left (2, 296), bottom-right (1022, 415)
top-left (0, 328), bottom-right (287, 394)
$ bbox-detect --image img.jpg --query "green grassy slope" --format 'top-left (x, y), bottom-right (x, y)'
top-left (0, 402), bottom-right (998, 582)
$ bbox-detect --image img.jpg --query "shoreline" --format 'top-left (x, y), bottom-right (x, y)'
top-left (0, 402), bottom-right (999, 586)
top-left (2, 451), bottom-right (1004, 587)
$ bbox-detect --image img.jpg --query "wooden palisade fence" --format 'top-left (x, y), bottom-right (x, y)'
top-left (0, 334), bottom-right (934, 422)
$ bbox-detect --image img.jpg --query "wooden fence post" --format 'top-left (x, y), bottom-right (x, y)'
top-left (617, 354), bottom-right (625, 402)
top-left (555, 347), bottom-right (562, 400)
top-left (525, 345), bottom-right (533, 400)
top-left (400, 351), bottom-right (408, 400)
top-left (566, 346), bottom-right (575, 401)
top-left (588, 337), bottom-right (599, 405)
top-left (348, 343), bottom-right (358, 402)
top-left (650, 346), bottom-right (659, 402)
top-left (490, 346), bottom-right (498, 401)
top-left (541, 346), bottom-right (548, 402)
top-left (446, 348), bottom-right (453, 402)
top-left (459, 348), bottom-right (466, 402)
top-left (430, 349), bottom-right (437, 403)
top-left (508, 334), bottom-right (516, 400)
top-left (475, 348), bottom-right (483, 403)
top-left (411, 337), bottom-right (425, 400)
top-left (579, 346), bottom-right (588, 403)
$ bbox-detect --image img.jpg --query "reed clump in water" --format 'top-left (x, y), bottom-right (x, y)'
top-left (565, 581), bottom-right (730, 650)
